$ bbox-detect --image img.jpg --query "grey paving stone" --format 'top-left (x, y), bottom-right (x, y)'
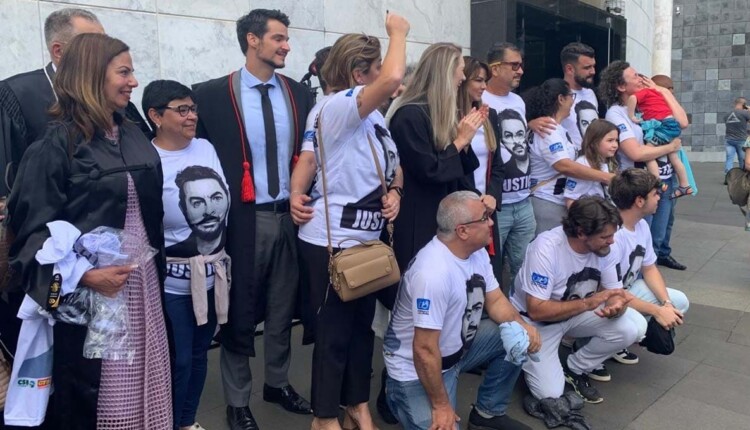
top-left (627, 393), bottom-right (750, 430)
top-left (702, 338), bottom-right (750, 376)
top-left (670, 364), bottom-right (750, 417)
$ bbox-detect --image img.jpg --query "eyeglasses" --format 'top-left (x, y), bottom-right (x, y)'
top-left (457, 210), bottom-right (493, 228)
top-left (489, 61), bottom-right (524, 71)
top-left (567, 93), bottom-right (577, 101)
top-left (162, 104), bottom-right (198, 117)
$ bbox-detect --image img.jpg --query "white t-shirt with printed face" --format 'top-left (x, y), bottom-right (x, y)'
top-left (510, 227), bottom-right (603, 317)
top-left (470, 125), bottom-right (489, 193)
top-left (482, 91), bottom-right (531, 204)
top-left (383, 237), bottom-right (499, 382)
top-left (154, 138), bottom-right (230, 295)
top-left (600, 219), bottom-right (657, 290)
top-left (298, 86), bottom-right (400, 248)
top-left (562, 88), bottom-right (599, 151)
top-left (563, 156), bottom-right (609, 202)
top-left (529, 123), bottom-right (577, 205)
top-left (606, 105), bottom-right (673, 180)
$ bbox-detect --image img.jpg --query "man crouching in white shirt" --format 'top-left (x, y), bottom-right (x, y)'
top-left (598, 169), bottom-right (688, 369)
top-left (510, 196), bottom-right (635, 405)
top-left (383, 191), bottom-right (539, 430)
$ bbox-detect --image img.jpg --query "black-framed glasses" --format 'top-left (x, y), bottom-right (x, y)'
top-left (489, 61), bottom-right (524, 71)
top-left (567, 93), bottom-right (577, 101)
top-left (162, 104), bottom-right (198, 117)
top-left (457, 210), bottom-right (493, 228)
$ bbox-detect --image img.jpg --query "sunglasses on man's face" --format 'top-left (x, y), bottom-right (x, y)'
top-left (489, 61), bottom-right (524, 72)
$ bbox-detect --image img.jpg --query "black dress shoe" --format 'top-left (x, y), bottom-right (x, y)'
top-left (263, 384), bottom-right (313, 414)
top-left (226, 406), bottom-right (260, 430)
top-left (376, 368), bottom-right (399, 424)
top-left (656, 255), bottom-right (687, 271)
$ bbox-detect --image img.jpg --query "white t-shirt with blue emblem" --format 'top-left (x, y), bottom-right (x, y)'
top-left (563, 156), bottom-right (609, 202)
top-left (383, 237), bottom-right (499, 382)
top-left (510, 226), bottom-right (603, 318)
top-left (599, 219), bottom-right (657, 290)
top-left (298, 86), bottom-right (400, 248)
top-left (529, 123), bottom-right (577, 205)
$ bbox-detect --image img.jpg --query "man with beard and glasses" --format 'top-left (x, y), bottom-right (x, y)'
top-left (482, 43), bottom-right (538, 290)
top-left (510, 196), bottom-right (636, 406)
top-left (560, 43), bottom-right (600, 152)
top-left (192, 8), bottom-right (315, 430)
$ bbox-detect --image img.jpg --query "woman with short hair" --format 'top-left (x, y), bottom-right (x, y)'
top-left (143, 79), bottom-right (231, 430)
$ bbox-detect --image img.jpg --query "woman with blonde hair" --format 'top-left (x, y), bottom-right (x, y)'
top-left (387, 43), bottom-right (494, 275)
top-left (290, 12), bottom-right (409, 430)
top-left (7, 33), bottom-right (171, 428)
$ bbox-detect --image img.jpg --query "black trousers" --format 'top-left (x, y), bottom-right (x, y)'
top-left (298, 240), bottom-right (376, 418)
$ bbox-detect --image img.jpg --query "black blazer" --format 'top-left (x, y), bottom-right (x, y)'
top-left (192, 71), bottom-right (313, 357)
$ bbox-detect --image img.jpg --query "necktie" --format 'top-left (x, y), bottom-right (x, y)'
top-left (256, 83), bottom-right (279, 198)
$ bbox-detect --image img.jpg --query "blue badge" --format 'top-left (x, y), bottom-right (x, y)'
top-left (565, 179), bottom-right (577, 190)
top-left (549, 142), bottom-right (564, 153)
top-left (531, 272), bottom-right (549, 289)
top-left (416, 298), bottom-right (431, 314)
top-left (617, 123), bottom-right (627, 132)
top-left (303, 130), bottom-right (315, 140)
top-left (346, 88), bottom-right (355, 97)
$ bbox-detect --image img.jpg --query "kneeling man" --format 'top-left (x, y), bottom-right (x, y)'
top-left (384, 191), bottom-right (537, 430)
top-left (600, 169), bottom-right (688, 359)
top-left (511, 196), bottom-right (636, 404)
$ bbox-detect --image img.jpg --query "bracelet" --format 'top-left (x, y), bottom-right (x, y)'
top-left (388, 186), bottom-right (404, 198)
top-left (291, 190), bottom-right (304, 195)
top-left (661, 299), bottom-right (673, 307)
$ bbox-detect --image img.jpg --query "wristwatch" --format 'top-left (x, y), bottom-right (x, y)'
top-left (661, 299), bottom-right (673, 307)
top-left (388, 186), bottom-right (404, 198)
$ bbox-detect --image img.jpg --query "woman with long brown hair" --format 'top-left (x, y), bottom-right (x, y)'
top-left (7, 33), bottom-right (171, 429)
top-left (457, 55), bottom-right (505, 275)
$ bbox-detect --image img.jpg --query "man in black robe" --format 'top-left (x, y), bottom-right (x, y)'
top-left (192, 9), bottom-right (314, 430)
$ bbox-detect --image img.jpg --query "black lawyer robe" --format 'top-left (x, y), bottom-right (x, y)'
top-left (389, 104), bottom-right (480, 274)
top-left (192, 72), bottom-right (313, 357)
top-left (0, 62), bottom-right (151, 196)
top-left (7, 116), bottom-right (165, 429)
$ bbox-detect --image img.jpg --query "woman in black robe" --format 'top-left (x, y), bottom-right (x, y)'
top-left (386, 44), bottom-right (496, 274)
top-left (7, 34), bottom-right (170, 429)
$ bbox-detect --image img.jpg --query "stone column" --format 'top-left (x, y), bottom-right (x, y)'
top-left (652, 0), bottom-right (673, 76)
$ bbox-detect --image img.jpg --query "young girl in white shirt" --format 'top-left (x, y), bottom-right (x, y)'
top-left (564, 119), bottom-right (620, 207)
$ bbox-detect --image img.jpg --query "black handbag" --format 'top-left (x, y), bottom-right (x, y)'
top-left (639, 317), bottom-right (675, 355)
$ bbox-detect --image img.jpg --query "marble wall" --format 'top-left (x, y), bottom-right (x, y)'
top-left (0, 0), bottom-right (471, 113)
top-left (624, 0), bottom-right (655, 77)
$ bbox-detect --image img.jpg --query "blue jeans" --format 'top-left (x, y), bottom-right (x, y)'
top-left (385, 319), bottom-right (522, 430)
top-left (496, 199), bottom-right (536, 291)
top-left (647, 176), bottom-right (675, 258)
top-left (165, 291), bottom-right (217, 428)
top-left (725, 139), bottom-right (746, 174)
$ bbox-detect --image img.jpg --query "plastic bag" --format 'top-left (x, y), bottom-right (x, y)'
top-left (66, 227), bottom-right (157, 362)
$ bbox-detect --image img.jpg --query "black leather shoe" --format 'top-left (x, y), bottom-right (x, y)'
top-left (656, 255), bottom-right (686, 271)
top-left (226, 406), bottom-right (260, 430)
top-left (263, 384), bottom-right (313, 414)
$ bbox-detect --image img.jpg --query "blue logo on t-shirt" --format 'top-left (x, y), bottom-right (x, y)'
top-left (346, 88), bottom-right (355, 97)
top-left (549, 142), bottom-right (564, 153)
top-left (304, 130), bottom-right (315, 140)
top-left (565, 179), bottom-right (577, 190)
top-left (617, 123), bottom-right (627, 132)
top-left (531, 272), bottom-right (549, 289)
top-left (416, 298), bottom-right (431, 314)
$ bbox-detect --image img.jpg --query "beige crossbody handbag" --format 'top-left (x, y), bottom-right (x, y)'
top-left (316, 109), bottom-right (400, 302)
